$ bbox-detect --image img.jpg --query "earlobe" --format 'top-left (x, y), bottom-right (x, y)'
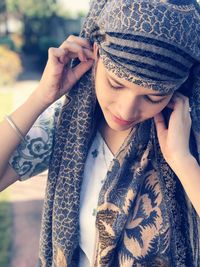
top-left (93, 42), bottom-right (100, 61)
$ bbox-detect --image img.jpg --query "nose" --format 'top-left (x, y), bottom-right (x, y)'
top-left (117, 94), bottom-right (140, 121)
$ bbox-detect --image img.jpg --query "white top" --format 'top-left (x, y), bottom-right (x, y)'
top-left (8, 101), bottom-right (115, 266)
top-left (79, 131), bottom-right (114, 266)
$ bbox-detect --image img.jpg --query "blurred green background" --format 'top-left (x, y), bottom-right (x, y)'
top-left (0, 0), bottom-right (87, 91)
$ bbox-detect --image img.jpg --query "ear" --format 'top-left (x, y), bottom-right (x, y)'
top-left (93, 42), bottom-right (100, 61)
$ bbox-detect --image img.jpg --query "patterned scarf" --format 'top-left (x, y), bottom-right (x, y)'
top-left (38, 1), bottom-right (200, 266)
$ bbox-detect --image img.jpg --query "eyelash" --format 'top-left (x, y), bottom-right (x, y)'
top-left (143, 96), bottom-right (165, 104)
top-left (108, 81), bottom-right (165, 105)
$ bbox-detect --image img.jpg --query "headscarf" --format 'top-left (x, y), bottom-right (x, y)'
top-left (38, 1), bottom-right (200, 266)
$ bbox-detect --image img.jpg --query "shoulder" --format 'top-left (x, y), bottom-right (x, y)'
top-left (8, 98), bottom-right (64, 180)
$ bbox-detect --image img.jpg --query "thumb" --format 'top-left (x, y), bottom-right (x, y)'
top-left (154, 112), bottom-right (167, 146)
top-left (60, 59), bottom-right (94, 95)
top-left (72, 59), bottom-right (94, 83)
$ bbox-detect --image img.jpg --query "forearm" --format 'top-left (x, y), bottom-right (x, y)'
top-left (0, 87), bottom-right (50, 178)
top-left (0, 36), bottom-right (93, 180)
top-left (171, 156), bottom-right (200, 217)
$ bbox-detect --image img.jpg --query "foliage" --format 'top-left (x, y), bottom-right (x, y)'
top-left (38, 36), bottom-right (59, 64)
top-left (19, 15), bottom-right (60, 67)
top-left (6, 0), bottom-right (59, 18)
top-left (0, 191), bottom-right (12, 267)
top-left (10, 33), bottom-right (24, 51)
top-left (1, 0), bottom-right (83, 68)
top-left (0, 91), bottom-right (13, 121)
top-left (3, 0), bottom-right (62, 66)
top-left (0, 46), bottom-right (22, 86)
top-left (0, 36), bottom-right (15, 50)
top-left (0, 0), bottom-right (6, 14)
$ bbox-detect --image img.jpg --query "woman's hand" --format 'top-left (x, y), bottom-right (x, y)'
top-left (34, 35), bottom-right (94, 107)
top-left (154, 93), bottom-right (200, 217)
top-left (154, 92), bottom-right (192, 170)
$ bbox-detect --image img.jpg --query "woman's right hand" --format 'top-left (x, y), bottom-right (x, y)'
top-left (34, 35), bottom-right (94, 107)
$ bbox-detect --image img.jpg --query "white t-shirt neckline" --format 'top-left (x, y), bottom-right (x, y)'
top-left (79, 130), bottom-right (114, 266)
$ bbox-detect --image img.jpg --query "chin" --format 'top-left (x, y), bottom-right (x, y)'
top-left (105, 111), bottom-right (137, 132)
top-left (109, 124), bottom-right (135, 133)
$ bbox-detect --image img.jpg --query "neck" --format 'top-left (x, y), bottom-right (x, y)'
top-left (98, 117), bottom-right (133, 155)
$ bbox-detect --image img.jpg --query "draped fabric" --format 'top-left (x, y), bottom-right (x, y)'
top-left (38, 1), bottom-right (200, 266)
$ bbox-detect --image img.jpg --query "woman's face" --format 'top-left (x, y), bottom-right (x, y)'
top-left (95, 58), bottom-right (173, 132)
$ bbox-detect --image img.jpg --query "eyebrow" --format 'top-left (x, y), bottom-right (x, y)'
top-left (107, 74), bottom-right (170, 96)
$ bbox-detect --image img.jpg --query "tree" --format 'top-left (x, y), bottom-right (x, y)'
top-left (6, 0), bottom-right (60, 58)
top-left (7, 0), bottom-right (59, 18)
top-left (0, 0), bottom-right (6, 14)
top-left (3, 0), bottom-right (82, 67)
top-left (0, 0), bottom-right (9, 35)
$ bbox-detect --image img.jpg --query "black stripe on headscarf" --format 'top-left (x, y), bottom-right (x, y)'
top-left (108, 43), bottom-right (190, 73)
top-left (105, 52), bottom-right (184, 80)
top-left (107, 32), bottom-right (196, 63)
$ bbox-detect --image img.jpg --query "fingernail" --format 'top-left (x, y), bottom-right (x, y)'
top-left (81, 56), bottom-right (88, 62)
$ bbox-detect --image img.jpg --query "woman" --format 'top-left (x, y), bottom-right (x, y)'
top-left (0, 0), bottom-right (200, 266)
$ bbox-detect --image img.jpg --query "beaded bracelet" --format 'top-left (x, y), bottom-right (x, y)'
top-left (4, 115), bottom-right (26, 142)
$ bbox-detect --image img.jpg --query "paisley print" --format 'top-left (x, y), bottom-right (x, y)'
top-left (9, 100), bottom-right (62, 180)
top-left (120, 170), bottom-right (170, 265)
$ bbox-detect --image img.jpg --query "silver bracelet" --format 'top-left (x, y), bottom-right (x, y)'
top-left (4, 115), bottom-right (26, 142)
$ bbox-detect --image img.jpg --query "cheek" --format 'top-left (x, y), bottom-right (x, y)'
top-left (94, 59), bottom-right (118, 108)
top-left (96, 90), bottom-right (115, 112)
top-left (95, 81), bottom-right (115, 108)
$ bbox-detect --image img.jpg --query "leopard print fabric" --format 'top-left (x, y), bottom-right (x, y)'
top-left (38, 1), bottom-right (200, 266)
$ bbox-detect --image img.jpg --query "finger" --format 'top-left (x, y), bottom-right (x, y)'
top-left (173, 92), bottom-right (189, 104)
top-left (170, 93), bottom-right (185, 112)
top-left (48, 47), bottom-right (66, 65)
top-left (83, 48), bottom-right (95, 60)
top-left (60, 41), bottom-right (93, 62)
top-left (166, 96), bottom-right (175, 109)
top-left (62, 59), bottom-right (94, 91)
top-left (172, 93), bottom-right (190, 116)
top-left (154, 112), bottom-right (167, 146)
top-left (63, 47), bottom-right (94, 62)
top-left (72, 59), bottom-right (94, 81)
top-left (167, 93), bottom-right (192, 134)
top-left (154, 112), bottom-right (167, 131)
top-left (63, 35), bottom-right (92, 49)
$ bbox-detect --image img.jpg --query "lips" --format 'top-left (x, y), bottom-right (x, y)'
top-left (111, 113), bottom-right (135, 126)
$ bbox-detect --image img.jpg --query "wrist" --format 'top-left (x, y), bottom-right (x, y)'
top-left (29, 86), bottom-right (53, 111)
top-left (168, 154), bottom-right (197, 175)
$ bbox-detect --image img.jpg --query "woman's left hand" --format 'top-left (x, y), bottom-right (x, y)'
top-left (154, 92), bottom-right (192, 169)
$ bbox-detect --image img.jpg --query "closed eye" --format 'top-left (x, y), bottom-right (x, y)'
top-left (108, 80), bottom-right (124, 89)
top-left (108, 76), bottom-right (168, 104)
top-left (144, 95), bottom-right (166, 104)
